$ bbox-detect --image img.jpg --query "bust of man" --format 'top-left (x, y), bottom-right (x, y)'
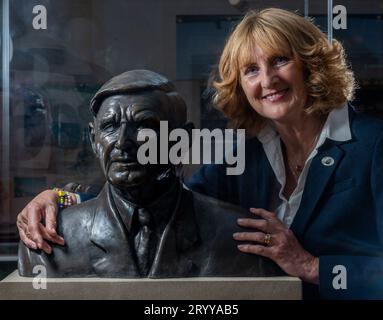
top-left (18, 70), bottom-right (282, 278)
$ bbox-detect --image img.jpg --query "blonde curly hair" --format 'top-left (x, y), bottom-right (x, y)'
top-left (213, 8), bottom-right (356, 134)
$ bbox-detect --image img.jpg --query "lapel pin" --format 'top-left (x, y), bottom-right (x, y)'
top-left (321, 156), bottom-right (335, 166)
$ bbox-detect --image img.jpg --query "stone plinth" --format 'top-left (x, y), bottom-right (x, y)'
top-left (0, 270), bottom-right (301, 300)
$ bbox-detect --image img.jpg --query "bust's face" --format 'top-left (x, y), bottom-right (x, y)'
top-left (92, 91), bottom-right (174, 189)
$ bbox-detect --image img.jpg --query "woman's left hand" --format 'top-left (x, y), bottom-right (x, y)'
top-left (233, 208), bottom-right (319, 284)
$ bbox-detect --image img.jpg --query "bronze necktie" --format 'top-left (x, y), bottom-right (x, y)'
top-left (134, 207), bottom-right (153, 276)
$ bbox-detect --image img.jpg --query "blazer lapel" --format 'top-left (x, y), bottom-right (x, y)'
top-left (290, 140), bottom-right (345, 239)
top-left (89, 184), bottom-right (139, 276)
top-left (149, 186), bottom-right (200, 278)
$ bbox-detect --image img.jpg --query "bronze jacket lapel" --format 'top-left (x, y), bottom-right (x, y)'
top-left (149, 187), bottom-right (200, 278)
top-left (89, 184), bottom-right (139, 277)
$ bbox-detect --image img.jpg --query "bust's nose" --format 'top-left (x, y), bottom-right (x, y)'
top-left (115, 122), bottom-right (135, 150)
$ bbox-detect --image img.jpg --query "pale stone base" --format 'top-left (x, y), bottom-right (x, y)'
top-left (0, 270), bottom-right (301, 300)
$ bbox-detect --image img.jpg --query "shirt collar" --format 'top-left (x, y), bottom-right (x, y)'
top-left (257, 103), bottom-right (352, 144)
top-left (321, 103), bottom-right (352, 142)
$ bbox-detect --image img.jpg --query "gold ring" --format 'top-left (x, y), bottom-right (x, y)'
top-left (264, 233), bottom-right (272, 246)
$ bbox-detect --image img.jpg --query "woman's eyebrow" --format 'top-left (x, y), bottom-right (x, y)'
top-left (241, 59), bottom-right (259, 68)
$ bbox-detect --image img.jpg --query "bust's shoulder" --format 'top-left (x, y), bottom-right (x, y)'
top-left (188, 188), bottom-right (249, 222)
top-left (56, 197), bottom-right (100, 236)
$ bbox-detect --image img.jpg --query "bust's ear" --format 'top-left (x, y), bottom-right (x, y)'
top-left (88, 122), bottom-right (98, 157)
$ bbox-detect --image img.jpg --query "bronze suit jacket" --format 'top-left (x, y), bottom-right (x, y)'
top-left (18, 182), bottom-right (283, 278)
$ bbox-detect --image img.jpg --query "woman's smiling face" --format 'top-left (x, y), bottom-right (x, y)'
top-left (240, 45), bottom-right (308, 124)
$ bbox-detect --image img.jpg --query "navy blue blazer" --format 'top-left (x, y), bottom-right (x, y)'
top-left (186, 106), bottom-right (383, 299)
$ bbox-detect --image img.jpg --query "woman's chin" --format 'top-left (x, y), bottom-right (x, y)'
top-left (260, 107), bottom-right (293, 122)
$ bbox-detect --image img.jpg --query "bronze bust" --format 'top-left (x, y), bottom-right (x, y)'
top-left (18, 70), bottom-right (283, 278)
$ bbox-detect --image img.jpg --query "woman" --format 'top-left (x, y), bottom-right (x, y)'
top-left (17, 8), bottom-right (383, 298)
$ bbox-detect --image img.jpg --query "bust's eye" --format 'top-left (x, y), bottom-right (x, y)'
top-left (100, 119), bottom-right (118, 131)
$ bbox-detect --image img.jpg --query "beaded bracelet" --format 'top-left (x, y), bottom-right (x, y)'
top-left (52, 188), bottom-right (73, 210)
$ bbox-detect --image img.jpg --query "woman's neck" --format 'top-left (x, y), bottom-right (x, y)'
top-left (274, 113), bottom-right (326, 155)
top-left (275, 113), bottom-right (326, 199)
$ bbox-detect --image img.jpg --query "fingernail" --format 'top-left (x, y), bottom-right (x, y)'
top-left (233, 233), bottom-right (239, 238)
top-left (31, 243), bottom-right (37, 250)
top-left (237, 245), bottom-right (246, 249)
top-left (237, 219), bottom-right (244, 223)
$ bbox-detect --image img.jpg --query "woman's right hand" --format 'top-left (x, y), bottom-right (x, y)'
top-left (16, 189), bottom-right (68, 254)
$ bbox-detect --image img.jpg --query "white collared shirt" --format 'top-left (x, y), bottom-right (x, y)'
top-left (257, 104), bottom-right (352, 228)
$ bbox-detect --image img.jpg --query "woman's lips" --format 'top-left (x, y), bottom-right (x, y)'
top-left (262, 88), bottom-right (289, 102)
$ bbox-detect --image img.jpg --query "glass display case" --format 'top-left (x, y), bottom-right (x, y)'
top-left (1, 0), bottom-right (382, 277)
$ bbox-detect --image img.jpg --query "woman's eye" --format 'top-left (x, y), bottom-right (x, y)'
top-left (273, 56), bottom-right (289, 66)
top-left (244, 65), bottom-right (260, 76)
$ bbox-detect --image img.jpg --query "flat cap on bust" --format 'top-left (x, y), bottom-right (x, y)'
top-left (90, 69), bottom-right (175, 116)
